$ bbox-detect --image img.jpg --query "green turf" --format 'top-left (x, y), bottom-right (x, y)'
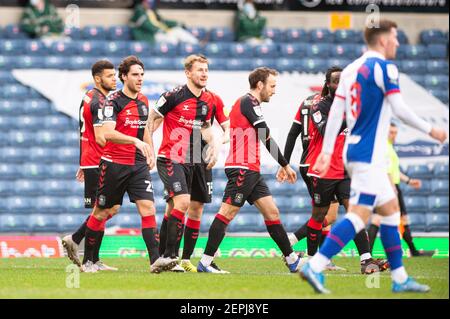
top-left (0, 257), bottom-right (447, 299)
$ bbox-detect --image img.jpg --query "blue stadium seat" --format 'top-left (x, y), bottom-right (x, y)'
top-left (420, 29), bottom-right (447, 45)
top-left (17, 116), bottom-right (42, 130)
top-left (228, 214), bottom-right (264, 232)
top-left (251, 58), bottom-right (277, 70)
top-left (403, 196), bottom-right (428, 213)
top-left (426, 60), bottom-right (449, 75)
top-left (0, 71), bottom-right (16, 85)
top-left (397, 29), bottom-right (409, 44)
top-left (29, 214), bottom-right (59, 232)
top-left (431, 179), bottom-right (449, 195)
top-left (290, 196), bottom-right (311, 213)
top-left (42, 180), bottom-right (73, 196)
top-left (293, 182), bottom-right (310, 195)
top-left (186, 26), bottom-right (207, 41)
top-left (306, 44), bottom-right (331, 58)
top-left (209, 27), bottom-right (234, 42)
top-left (107, 25), bottom-right (132, 41)
top-left (326, 58), bottom-right (350, 69)
top-left (406, 164), bottom-right (432, 179)
top-left (0, 164), bottom-right (19, 180)
top-left (0, 39), bottom-right (26, 55)
top-left (104, 41), bottom-right (130, 57)
top-left (24, 40), bottom-right (48, 55)
top-left (23, 99), bottom-right (51, 115)
top-left (7, 196), bottom-right (35, 213)
top-left (0, 181), bottom-right (13, 196)
top-left (43, 115), bottom-right (72, 130)
top-left (212, 179), bottom-right (227, 197)
top-left (204, 42), bottom-right (231, 58)
top-left (4, 24), bottom-right (28, 39)
top-left (402, 180), bottom-right (431, 196)
top-left (65, 196), bottom-right (86, 214)
top-left (55, 147), bottom-right (78, 163)
top-left (426, 213), bottom-right (448, 232)
top-left (8, 131), bottom-right (35, 147)
top-left (400, 60), bottom-right (427, 74)
top-left (35, 130), bottom-right (65, 146)
top-left (14, 179), bottom-right (45, 196)
top-left (424, 75), bottom-right (449, 90)
top-left (128, 41), bottom-right (151, 57)
top-left (3, 84), bottom-right (29, 99)
top-left (0, 115), bottom-right (14, 130)
top-left (58, 214), bottom-right (87, 232)
top-left (63, 27), bottom-right (82, 39)
top-left (263, 28), bottom-right (285, 42)
top-left (426, 44), bottom-right (448, 59)
top-left (43, 56), bottom-right (65, 69)
top-left (16, 56), bottom-right (45, 69)
top-left (282, 213), bottom-right (309, 233)
top-left (115, 214), bottom-right (141, 228)
top-left (226, 58), bottom-right (253, 71)
top-left (66, 180), bottom-right (84, 197)
top-left (407, 213), bottom-right (426, 232)
top-left (82, 25), bottom-right (106, 40)
top-left (178, 43), bottom-right (202, 56)
top-left (279, 43), bottom-right (307, 58)
top-left (334, 29), bottom-right (361, 44)
top-left (0, 132), bottom-right (7, 146)
top-left (330, 44), bottom-right (358, 60)
top-left (0, 147), bottom-right (27, 163)
top-left (29, 147), bottom-right (58, 163)
top-left (433, 163), bottom-right (449, 178)
top-left (272, 195), bottom-right (293, 211)
top-left (309, 28), bottom-right (333, 43)
top-left (76, 40), bottom-right (106, 56)
top-left (21, 163), bottom-right (49, 179)
top-left (152, 42), bottom-right (178, 57)
top-left (270, 181), bottom-right (294, 196)
top-left (143, 57), bottom-right (176, 70)
top-left (0, 214), bottom-right (29, 232)
top-left (68, 56), bottom-right (95, 70)
top-left (276, 58), bottom-right (300, 72)
top-left (354, 44), bottom-right (368, 57)
top-left (48, 164), bottom-right (78, 179)
top-left (200, 213), bottom-right (216, 232)
top-left (63, 131), bottom-right (80, 147)
top-left (402, 45), bottom-right (428, 60)
top-left (36, 196), bottom-right (63, 214)
top-left (409, 74), bottom-right (426, 86)
top-left (253, 43), bottom-right (278, 58)
top-left (50, 41), bottom-right (78, 56)
top-left (284, 28), bottom-right (309, 43)
top-left (300, 59), bottom-right (326, 74)
top-left (228, 43), bottom-right (254, 58)
top-left (0, 56), bottom-right (16, 70)
top-left (428, 196), bottom-right (449, 212)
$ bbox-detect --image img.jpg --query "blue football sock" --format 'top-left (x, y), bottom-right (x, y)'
top-left (319, 218), bottom-right (356, 260)
top-left (380, 224), bottom-right (403, 270)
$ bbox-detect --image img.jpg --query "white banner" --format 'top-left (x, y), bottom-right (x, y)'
top-left (12, 69), bottom-right (449, 168)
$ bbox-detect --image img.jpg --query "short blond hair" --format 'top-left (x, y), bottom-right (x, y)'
top-left (184, 54), bottom-right (208, 70)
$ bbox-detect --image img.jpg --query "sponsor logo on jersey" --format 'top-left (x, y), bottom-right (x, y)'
top-left (313, 111), bottom-right (322, 123)
top-left (124, 118), bottom-right (147, 128)
top-left (178, 116), bottom-right (203, 129)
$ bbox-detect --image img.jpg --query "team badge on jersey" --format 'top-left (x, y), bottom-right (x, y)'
top-left (312, 111), bottom-right (322, 123)
top-left (98, 195), bottom-right (106, 206)
top-left (253, 106), bottom-right (263, 117)
top-left (201, 104), bottom-right (208, 115)
top-left (104, 106), bottom-right (113, 118)
top-left (141, 105), bottom-right (148, 116)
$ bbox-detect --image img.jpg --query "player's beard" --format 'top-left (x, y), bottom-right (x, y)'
top-left (100, 82), bottom-right (115, 93)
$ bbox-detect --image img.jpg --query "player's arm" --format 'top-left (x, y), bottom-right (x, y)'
top-left (283, 106), bottom-right (302, 164)
top-left (220, 121), bottom-right (230, 144)
top-left (143, 126), bottom-right (155, 170)
top-left (201, 120), bottom-right (217, 169)
top-left (399, 171), bottom-right (421, 189)
top-left (91, 98), bottom-right (106, 147)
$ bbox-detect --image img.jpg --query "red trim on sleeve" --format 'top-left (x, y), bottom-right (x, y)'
top-left (385, 89), bottom-right (400, 96)
top-left (335, 94), bottom-right (346, 100)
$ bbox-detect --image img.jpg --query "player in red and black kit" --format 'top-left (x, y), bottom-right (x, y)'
top-left (81, 56), bottom-right (176, 273)
top-left (147, 54), bottom-right (218, 268)
top-left (61, 60), bottom-right (118, 271)
top-left (198, 67), bottom-right (305, 274)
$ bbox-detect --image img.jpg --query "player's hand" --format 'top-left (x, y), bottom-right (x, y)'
top-left (409, 178), bottom-right (422, 189)
top-left (429, 128), bottom-right (447, 143)
top-left (313, 153), bottom-right (331, 178)
top-left (276, 167), bottom-right (286, 183)
top-left (134, 139), bottom-right (154, 169)
top-left (283, 165), bottom-right (297, 184)
top-left (75, 168), bottom-right (84, 183)
top-left (205, 144), bottom-right (218, 170)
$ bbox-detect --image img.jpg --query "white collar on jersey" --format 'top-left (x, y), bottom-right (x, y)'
top-left (363, 50), bottom-right (386, 60)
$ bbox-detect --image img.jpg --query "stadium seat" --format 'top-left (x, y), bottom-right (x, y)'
top-left (48, 164), bottom-right (78, 179)
top-left (36, 196), bottom-right (63, 214)
top-left (284, 28), bottom-right (309, 43)
top-left (82, 25), bottom-right (107, 40)
top-left (251, 58), bottom-right (277, 70)
top-left (209, 27), bottom-right (234, 42)
top-left (330, 44), bottom-right (358, 60)
top-left (63, 27), bottom-right (82, 39)
top-left (426, 213), bottom-right (449, 232)
top-left (14, 179), bottom-right (45, 196)
top-left (354, 44), bottom-right (368, 57)
top-left (20, 163), bottom-right (50, 179)
top-left (186, 26), bottom-right (208, 41)
top-left (63, 131), bottom-right (80, 147)
top-left (293, 182), bottom-right (310, 195)
top-left (0, 147), bottom-right (27, 163)
top-left (42, 179), bottom-right (73, 196)
top-left (272, 195), bottom-right (293, 211)
top-left (35, 130), bottom-right (65, 147)
top-left (426, 44), bottom-right (448, 59)
top-left (115, 214), bottom-right (141, 228)
top-left (397, 29), bottom-right (409, 44)
top-left (282, 213), bottom-right (309, 233)
top-left (306, 43), bottom-right (330, 58)
top-left (24, 40), bottom-right (48, 55)
top-left (7, 196), bottom-right (35, 213)
top-left (409, 74), bottom-right (426, 86)
top-left (276, 58), bottom-right (300, 72)
top-left (402, 179), bottom-right (431, 196)
top-left (17, 116), bottom-right (44, 130)
top-left (128, 41), bottom-right (151, 57)
top-left (104, 41), bottom-right (130, 57)
top-left (0, 132), bottom-right (7, 146)
top-left (143, 57), bottom-right (176, 70)
top-left (431, 179), bottom-right (449, 195)
top-left (420, 29), bottom-right (447, 45)
top-left (0, 115), bottom-right (14, 130)
top-left (0, 214), bottom-right (29, 232)
top-left (0, 56), bottom-right (16, 70)
top-left (8, 131), bottom-right (35, 147)
top-left (290, 196), bottom-right (311, 214)
top-left (0, 180), bottom-right (14, 197)
top-left (43, 115), bottom-right (72, 130)
top-left (228, 214), bottom-right (264, 232)
top-left (200, 213), bottom-right (216, 232)
top-left (152, 42), bottom-right (178, 57)
top-left (270, 181), bottom-right (295, 196)
top-left (0, 39), bottom-right (25, 55)
top-left (263, 27), bottom-right (285, 42)
top-left (279, 43), bottom-right (307, 58)
top-left (76, 40), bottom-right (106, 56)
top-left (424, 75), bottom-right (449, 90)
top-left (16, 55), bottom-right (45, 69)
top-left (204, 42), bottom-right (231, 58)
top-left (58, 214), bottom-right (87, 232)
top-left (401, 45), bottom-right (428, 60)
top-left (0, 163), bottom-right (19, 180)
top-left (3, 84), bottom-right (29, 99)
top-left (69, 56), bottom-right (96, 70)
top-left (29, 214), bottom-right (59, 232)
top-left (55, 147), bottom-right (78, 163)
top-left (400, 60), bottom-right (427, 74)
top-left (300, 58), bottom-right (326, 74)
top-left (334, 29), bottom-right (361, 44)
top-left (29, 147), bottom-right (58, 163)
top-left (228, 43), bottom-right (254, 58)
top-left (406, 164), bottom-right (432, 179)
top-left (0, 71), bottom-right (16, 85)
top-left (433, 163), bottom-right (449, 177)
top-left (309, 28), bottom-right (333, 43)
top-left (326, 58), bottom-right (351, 69)
top-left (226, 58), bottom-right (253, 71)
top-left (65, 196), bottom-right (86, 214)
top-left (4, 24), bottom-right (28, 39)
top-left (23, 99), bottom-right (51, 115)
top-left (253, 43), bottom-right (278, 58)
top-left (107, 25), bottom-right (132, 41)
top-left (407, 213), bottom-right (426, 232)
top-left (212, 179), bottom-right (227, 197)
top-left (428, 196), bottom-right (449, 212)
top-left (426, 60), bottom-right (449, 75)
top-left (430, 90), bottom-right (449, 104)
top-left (403, 196), bottom-right (428, 213)
top-left (178, 43), bottom-right (202, 56)
top-left (43, 56), bottom-right (65, 69)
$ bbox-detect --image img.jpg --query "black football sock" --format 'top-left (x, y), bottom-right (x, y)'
top-left (164, 209), bottom-right (185, 258)
top-left (158, 215), bottom-right (168, 256)
top-left (306, 217), bottom-right (322, 256)
top-left (92, 230), bottom-right (104, 264)
top-left (204, 214), bottom-right (230, 257)
top-left (71, 216), bottom-right (89, 245)
top-left (265, 220), bottom-right (293, 257)
top-left (175, 220), bottom-right (185, 258)
top-left (182, 218), bottom-right (201, 260)
top-left (82, 216), bottom-right (103, 264)
top-left (354, 229), bottom-right (371, 260)
top-left (367, 224), bottom-right (379, 254)
top-left (142, 216), bottom-right (160, 264)
top-left (403, 225), bottom-right (419, 255)
top-left (293, 222), bottom-right (308, 241)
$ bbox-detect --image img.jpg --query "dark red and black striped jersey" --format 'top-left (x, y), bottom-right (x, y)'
top-left (154, 85), bottom-right (214, 164)
top-left (293, 93), bottom-right (322, 167)
top-left (79, 88), bottom-right (106, 168)
top-left (225, 93), bottom-right (265, 172)
top-left (101, 90), bottom-right (149, 165)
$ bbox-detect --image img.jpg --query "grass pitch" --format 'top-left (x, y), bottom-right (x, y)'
top-left (0, 257), bottom-right (447, 299)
